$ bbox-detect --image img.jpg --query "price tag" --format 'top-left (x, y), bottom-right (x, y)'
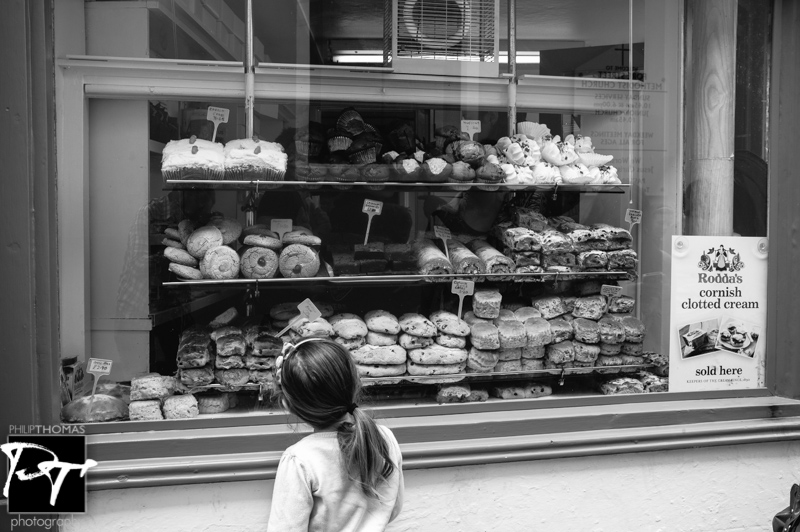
top-left (601, 284), bottom-right (623, 298)
top-left (271, 218), bottom-right (293, 241)
top-left (362, 199), bottom-right (384, 245)
top-left (434, 225), bottom-right (452, 261)
top-left (86, 358), bottom-right (113, 415)
top-left (276, 299), bottom-right (322, 337)
top-left (207, 106), bottom-right (230, 143)
top-left (625, 208), bottom-right (643, 229)
top-left (451, 280), bottom-right (475, 318)
top-left (460, 120), bottom-right (481, 141)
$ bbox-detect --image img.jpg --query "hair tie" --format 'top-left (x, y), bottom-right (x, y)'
top-left (347, 403), bottom-right (358, 415)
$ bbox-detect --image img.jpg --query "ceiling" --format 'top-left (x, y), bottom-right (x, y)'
top-left (227, 0), bottom-right (645, 64)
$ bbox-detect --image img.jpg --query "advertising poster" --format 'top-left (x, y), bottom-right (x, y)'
top-left (669, 236), bottom-right (768, 391)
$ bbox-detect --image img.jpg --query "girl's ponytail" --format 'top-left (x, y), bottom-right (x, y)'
top-left (337, 406), bottom-right (395, 498)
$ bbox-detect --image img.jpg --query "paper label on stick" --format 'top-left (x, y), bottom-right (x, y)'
top-left (271, 219), bottom-right (293, 240)
top-left (600, 285), bottom-right (623, 298)
top-left (87, 358), bottom-right (113, 376)
top-left (297, 298), bottom-right (321, 322)
top-left (460, 120), bottom-right (481, 140)
top-left (207, 106), bottom-right (230, 124)
top-left (434, 225), bottom-right (452, 241)
top-left (362, 199), bottom-right (383, 215)
top-left (625, 208), bottom-right (642, 226)
top-left (451, 280), bottom-right (475, 297)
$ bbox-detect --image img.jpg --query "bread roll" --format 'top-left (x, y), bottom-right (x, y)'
top-left (469, 322), bottom-right (500, 350)
top-left (547, 318), bottom-right (574, 343)
top-left (472, 289), bottom-right (502, 319)
top-left (524, 318), bottom-right (553, 346)
top-left (497, 321), bottom-right (527, 349)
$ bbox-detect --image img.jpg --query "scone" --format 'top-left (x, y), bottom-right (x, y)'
top-left (399, 313), bottom-right (437, 337)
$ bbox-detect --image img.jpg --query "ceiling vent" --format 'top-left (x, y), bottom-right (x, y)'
top-left (384, 0), bottom-right (499, 77)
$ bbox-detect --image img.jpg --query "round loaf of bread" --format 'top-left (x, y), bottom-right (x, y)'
top-left (573, 341), bottom-right (601, 363)
top-left (169, 262), bottom-right (203, 280)
top-left (524, 318), bottom-right (553, 347)
top-left (399, 313), bottom-right (437, 337)
top-left (364, 310), bottom-right (401, 334)
top-left (408, 345), bottom-right (467, 365)
top-left (187, 226), bottom-right (224, 259)
top-left (356, 362), bottom-right (407, 377)
top-left (467, 347), bottom-right (499, 372)
top-left (197, 393), bottom-right (230, 414)
top-left (162, 395), bottom-right (199, 420)
top-left (620, 341), bottom-right (644, 356)
top-left (211, 217), bottom-right (243, 245)
top-left (334, 336), bottom-right (366, 350)
top-left (598, 317), bottom-right (626, 344)
top-left (435, 333), bottom-right (467, 349)
top-left (620, 316), bottom-right (645, 343)
top-left (472, 289), bottom-right (502, 318)
top-left (366, 331), bottom-right (397, 346)
top-left (492, 309), bottom-right (518, 325)
top-left (548, 318), bottom-right (574, 343)
top-left (407, 359), bottom-right (466, 376)
top-left (351, 344), bottom-right (407, 365)
top-left (61, 394), bottom-right (129, 423)
top-left (497, 321), bottom-right (527, 349)
top-left (329, 313), bottom-right (368, 339)
top-left (429, 310), bottom-right (470, 337)
top-left (201, 246), bottom-right (240, 280)
top-left (279, 244), bottom-right (320, 278)
top-left (469, 322), bottom-right (500, 350)
top-left (243, 234), bottom-right (283, 250)
top-left (165, 247), bottom-right (198, 267)
top-left (573, 318), bottom-right (601, 344)
top-left (240, 247), bottom-right (278, 279)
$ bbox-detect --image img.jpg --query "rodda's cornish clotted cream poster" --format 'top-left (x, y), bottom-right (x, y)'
top-left (669, 236), bottom-right (768, 391)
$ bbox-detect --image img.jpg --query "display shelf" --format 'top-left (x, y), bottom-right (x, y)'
top-left (162, 271), bottom-right (632, 288)
top-left (361, 365), bottom-right (656, 384)
top-left (163, 179), bottom-right (630, 194)
top-left (150, 290), bottom-right (238, 326)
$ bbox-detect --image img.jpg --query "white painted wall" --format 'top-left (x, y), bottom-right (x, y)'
top-left (63, 441), bottom-right (800, 532)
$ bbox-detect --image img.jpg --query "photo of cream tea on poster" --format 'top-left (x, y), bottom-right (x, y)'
top-left (678, 318), bottom-right (721, 359)
top-left (715, 316), bottom-right (760, 358)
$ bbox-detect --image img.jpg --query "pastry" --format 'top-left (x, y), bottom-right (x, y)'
top-left (214, 368), bottom-right (250, 388)
top-left (413, 239), bottom-right (454, 279)
top-left (334, 336), bottom-right (367, 351)
top-left (215, 355), bottom-right (245, 369)
top-left (598, 317), bottom-right (626, 344)
top-left (332, 253), bottom-right (359, 276)
top-left (279, 244), bottom-right (320, 278)
top-left (215, 331), bottom-right (245, 357)
top-left (351, 344), bottom-right (407, 365)
top-left (447, 240), bottom-right (486, 280)
top-left (577, 250), bottom-right (608, 269)
top-left (364, 310), bottom-right (401, 334)
top-left (130, 375), bottom-right (177, 401)
top-left (201, 246), bottom-right (240, 280)
top-left (243, 234), bottom-right (283, 250)
top-left (502, 227), bottom-right (542, 252)
top-left (408, 345), bottom-right (468, 365)
top-left (637, 371), bottom-right (669, 393)
top-left (161, 137), bottom-right (225, 180)
top-left (436, 384), bottom-right (472, 403)
top-left (245, 355), bottom-right (276, 370)
top-left (249, 370), bottom-right (276, 385)
top-left (608, 295), bottom-right (635, 314)
top-left (283, 231), bottom-right (322, 247)
top-left (429, 310), bottom-right (470, 337)
top-left (187, 226), bottom-right (224, 259)
top-left (620, 316), bottom-right (646, 343)
top-left (329, 313), bottom-right (369, 339)
top-left (599, 343), bottom-right (623, 356)
top-left (469, 321), bottom-right (500, 350)
top-left (223, 138), bottom-right (287, 181)
top-left (467, 240), bottom-right (514, 280)
top-left (61, 395), bottom-right (128, 423)
top-left (600, 377), bottom-right (645, 395)
top-left (620, 342), bottom-right (644, 357)
top-left (366, 331), bottom-right (398, 346)
top-left (399, 313), bottom-right (437, 337)
top-left (607, 249), bottom-right (638, 270)
top-left (290, 317), bottom-right (334, 338)
top-left (162, 395), bottom-right (199, 419)
top-left (240, 247), bottom-right (278, 279)
top-left (169, 262), bottom-right (202, 280)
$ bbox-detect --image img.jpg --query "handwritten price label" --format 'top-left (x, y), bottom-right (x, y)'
top-left (207, 106), bottom-right (230, 143)
top-left (434, 225), bottom-right (452, 261)
top-left (600, 285), bottom-right (623, 298)
top-left (451, 280), bottom-right (475, 318)
top-left (297, 298), bottom-right (322, 321)
top-left (460, 120), bottom-right (481, 140)
top-left (625, 208), bottom-right (643, 227)
top-left (362, 199), bottom-right (384, 215)
top-left (87, 358), bottom-right (113, 375)
top-left (271, 218), bottom-right (293, 241)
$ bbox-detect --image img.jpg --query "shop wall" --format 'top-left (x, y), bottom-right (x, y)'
top-left (64, 442), bottom-right (800, 531)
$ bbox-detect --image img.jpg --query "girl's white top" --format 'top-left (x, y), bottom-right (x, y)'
top-left (267, 424), bottom-right (404, 532)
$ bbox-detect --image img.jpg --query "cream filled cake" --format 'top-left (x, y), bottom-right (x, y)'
top-left (161, 135), bottom-right (224, 180)
top-left (223, 137), bottom-right (287, 181)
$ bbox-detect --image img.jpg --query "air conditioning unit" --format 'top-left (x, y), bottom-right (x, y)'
top-left (384, 0), bottom-right (499, 77)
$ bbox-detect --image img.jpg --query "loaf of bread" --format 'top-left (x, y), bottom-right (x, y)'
top-left (573, 341), bottom-right (601, 363)
top-left (291, 317), bottom-right (334, 338)
top-left (522, 358), bottom-right (545, 371)
top-left (446, 240), bottom-right (486, 281)
top-left (399, 313), bottom-right (437, 337)
top-left (531, 296), bottom-right (566, 319)
top-left (493, 359), bottom-right (522, 372)
top-left (61, 394), bottom-right (128, 423)
top-left (215, 354), bottom-right (245, 369)
top-left (435, 333), bottom-right (467, 348)
top-left (130, 375), bottom-right (177, 401)
top-left (467, 347), bottom-right (500, 372)
top-left (245, 355), bottom-right (275, 370)
top-left (469, 321), bottom-right (500, 350)
top-left (540, 230), bottom-right (574, 254)
top-left (356, 363), bottom-right (406, 377)
top-left (364, 310), bottom-right (401, 334)
top-left (187, 226), bottom-right (224, 259)
top-left (620, 316), bottom-right (646, 343)
top-left (196, 393), bottom-right (230, 414)
top-left (497, 320), bottom-right (527, 348)
top-left (162, 395), bottom-right (199, 419)
top-left (407, 359), bottom-right (466, 376)
top-left (497, 347), bottom-right (523, 361)
top-left (577, 250), bottom-right (608, 269)
top-left (548, 318), bottom-right (574, 343)
top-left (413, 238), bottom-right (454, 279)
top-left (129, 400), bottom-right (164, 421)
top-left (514, 307), bottom-right (541, 322)
top-left (524, 318), bottom-right (553, 346)
top-left (608, 295), bottom-right (635, 313)
top-left (351, 344), bottom-right (407, 365)
top-left (637, 371), bottom-right (669, 393)
top-left (514, 207), bottom-right (549, 232)
top-left (472, 289), bottom-right (502, 319)
top-left (177, 340), bottom-right (212, 369)
top-left (546, 341), bottom-right (575, 364)
top-left (178, 367), bottom-right (214, 387)
top-left (334, 336), bottom-right (366, 350)
top-left (398, 333), bottom-right (434, 349)
top-left (329, 313), bottom-right (368, 339)
top-left (521, 345), bottom-right (546, 359)
top-left (502, 227), bottom-right (543, 252)
top-left (600, 377), bottom-right (644, 395)
top-left (598, 317), bottom-right (626, 344)
top-left (214, 368), bottom-right (250, 388)
top-left (467, 240), bottom-right (514, 280)
top-left (572, 295), bottom-right (607, 320)
top-left (572, 318), bottom-right (600, 344)
top-left (435, 384), bottom-right (472, 403)
top-left (430, 310), bottom-right (471, 337)
top-left (408, 345), bottom-right (468, 365)
top-left (367, 331), bottom-right (398, 346)
top-left (607, 249), bottom-right (638, 270)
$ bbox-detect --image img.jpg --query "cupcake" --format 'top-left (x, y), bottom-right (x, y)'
top-left (327, 129), bottom-right (353, 152)
top-left (294, 123), bottom-right (325, 157)
top-left (337, 107), bottom-right (366, 136)
top-left (162, 136), bottom-right (224, 181)
top-left (361, 163), bottom-right (392, 190)
top-left (348, 134), bottom-right (378, 164)
top-left (456, 141), bottom-right (485, 168)
top-left (326, 151), bottom-right (349, 178)
top-left (223, 137), bottom-right (287, 181)
top-left (334, 164), bottom-right (361, 190)
top-left (393, 157), bottom-right (422, 183)
top-left (434, 125), bottom-right (461, 150)
top-left (387, 123), bottom-right (416, 153)
top-left (301, 163), bottom-right (328, 190)
top-left (422, 157), bottom-right (453, 183)
top-left (475, 162), bottom-right (504, 191)
top-left (382, 151), bottom-right (400, 164)
top-left (449, 161), bottom-right (475, 190)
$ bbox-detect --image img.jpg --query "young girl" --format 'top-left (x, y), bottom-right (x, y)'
top-left (267, 338), bottom-right (404, 531)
